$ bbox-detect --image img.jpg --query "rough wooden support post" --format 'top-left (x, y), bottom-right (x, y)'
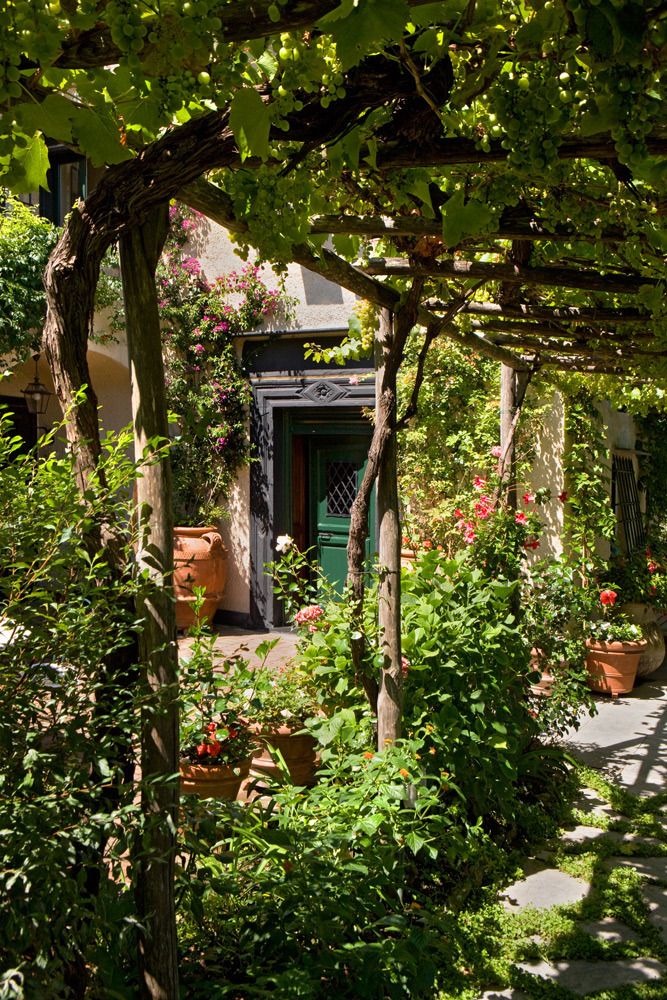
top-left (119, 204), bottom-right (179, 1000)
top-left (499, 364), bottom-right (531, 506)
top-left (376, 308), bottom-right (403, 750)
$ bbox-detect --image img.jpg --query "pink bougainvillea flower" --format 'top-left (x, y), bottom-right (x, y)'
top-left (557, 491), bottom-right (569, 503)
top-left (490, 445), bottom-right (502, 458)
top-left (473, 476), bottom-right (487, 490)
top-left (401, 656), bottom-right (410, 677)
top-left (514, 511), bottom-right (528, 525)
top-left (348, 374), bottom-right (360, 385)
top-left (523, 491), bottom-right (535, 505)
top-left (423, 539), bottom-right (433, 550)
top-left (599, 589), bottom-right (617, 606)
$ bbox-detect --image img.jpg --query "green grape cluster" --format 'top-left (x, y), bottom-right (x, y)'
top-left (223, 168), bottom-right (312, 263)
top-left (271, 32), bottom-right (344, 122)
top-left (354, 299), bottom-right (379, 355)
top-left (487, 66), bottom-right (575, 177)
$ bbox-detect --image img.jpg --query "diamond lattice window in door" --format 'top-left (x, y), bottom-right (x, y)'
top-left (326, 461), bottom-right (358, 517)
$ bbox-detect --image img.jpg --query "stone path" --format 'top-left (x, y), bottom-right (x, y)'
top-left (179, 625), bottom-right (299, 671)
top-left (479, 658), bottom-right (667, 998)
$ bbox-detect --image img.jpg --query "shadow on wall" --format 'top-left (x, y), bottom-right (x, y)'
top-left (530, 391), bottom-right (565, 559)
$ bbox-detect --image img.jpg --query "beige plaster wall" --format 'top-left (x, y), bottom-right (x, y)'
top-left (1, 344), bottom-right (131, 446)
top-left (528, 391), bottom-right (566, 559)
top-left (218, 465), bottom-right (251, 615)
top-left (194, 218), bottom-right (358, 331)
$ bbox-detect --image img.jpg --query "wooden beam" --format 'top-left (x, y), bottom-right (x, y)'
top-left (374, 135), bottom-right (667, 169)
top-left (488, 334), bottom-right (666, 361)
top-left (53, 0), bottom-right (440, 69)
top-left (309, 213), bottom-right (626, 245)
top-left (452, 300), bottom-right (649, 326)
top-left (363, 257), bottom-right (657, 294)
top-left (469, 319), bottom-right (652, 341)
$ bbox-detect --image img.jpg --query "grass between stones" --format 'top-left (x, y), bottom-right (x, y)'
top-left (438, 765), bottom-right (667, 1000)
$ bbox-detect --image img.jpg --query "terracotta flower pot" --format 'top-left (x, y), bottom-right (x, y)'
top-left (620, 603), bottom-right (665, 677)
top-left (585, 638), bottom-right (646, 696)
top-left (173, 526), bottom-right (228, 629)
top-left (529, 647), bottom-right (556, 698)
top-left (243, 725), bottom-right (319, 797)
top-left (180, 758), bottom-right (250, 799)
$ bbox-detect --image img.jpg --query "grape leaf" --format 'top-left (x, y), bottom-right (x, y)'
top-left (73, 107), bottom-right (132, 166)
top-left (441, 191), bottom-right (493, 248)
top-left (2, 132), bottom-right (50, 193)
top-left (326, 0), bottom-right (409, 70)
top-left (15, 95), bottom-right (76, 144)
top-left (230, 88), bottom-right (270, 161)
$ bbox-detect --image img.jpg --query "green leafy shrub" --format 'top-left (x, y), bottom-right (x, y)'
top-left (0, 198), bottom-right (58, 362)
top-left (0, 414), bottom-right (145, 996)
top-left (401, 550), bottom-right (537, 828)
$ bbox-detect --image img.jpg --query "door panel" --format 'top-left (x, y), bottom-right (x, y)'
top-left (311, 440), bottom-right (372, 594)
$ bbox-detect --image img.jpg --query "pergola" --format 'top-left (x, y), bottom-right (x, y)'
top-left (7, 2), bottom-right (664, 992)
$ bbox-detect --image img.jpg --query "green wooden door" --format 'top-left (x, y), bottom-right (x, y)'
top-left (311, 439), bottom-right (373, 594)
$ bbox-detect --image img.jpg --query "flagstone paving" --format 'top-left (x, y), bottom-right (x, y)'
top-left (179, 624), bottom-right (299, 671)
top-left (478, 658), bottom-right (667, 998)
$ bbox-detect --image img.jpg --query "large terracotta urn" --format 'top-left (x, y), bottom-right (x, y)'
top-left (173, 526), bottom-right (228, 629)
top-left (621, 603), bottom-right (665, 677)
top-left (240, 725), bottom-right (319, 800)
top-left (585, 638), bottom-right (646, 697)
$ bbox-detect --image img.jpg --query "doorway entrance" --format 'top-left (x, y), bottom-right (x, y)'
top-left (287, 416), bottom-right (375, 596)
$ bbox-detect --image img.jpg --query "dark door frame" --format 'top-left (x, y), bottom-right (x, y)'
top-left (248, 373), bottom-right (375, 628)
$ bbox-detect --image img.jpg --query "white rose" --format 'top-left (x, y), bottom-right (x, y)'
top-left (275, 534), bottom-right (294, 554)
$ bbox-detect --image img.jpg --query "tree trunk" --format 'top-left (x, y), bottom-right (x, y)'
top-left (375, 309), bottom-right (403, 749)
top-left (346, 283), bottom-right (422, 719)
top-left (119, 205), bottom-right (180, 1000)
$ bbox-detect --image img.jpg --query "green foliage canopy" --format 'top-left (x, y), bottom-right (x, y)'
top-left (0, 197), bottom-right (57, 361)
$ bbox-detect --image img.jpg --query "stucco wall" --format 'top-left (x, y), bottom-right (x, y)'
top-left (1, 341), bottom-right (132, 446)
top-left (529, 391), bottom-right (566, 559)
top-left (194, 217), bottom-right (358, 331)
top-left (218, 465), bottom-right (251, 616)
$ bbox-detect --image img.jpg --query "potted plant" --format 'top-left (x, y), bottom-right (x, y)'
top-left (179, 603), bottom-right (256, 798)
top-left (227, 638), bottom-right (322, 794)
top-left (585, 588), bottom-right (647, 696)
top-left (520, 557), bottom-right (594, 734)
top-left (180, 710), bottom-right (255, 799)
top-left (611, 552), bottom-right (665, 677)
